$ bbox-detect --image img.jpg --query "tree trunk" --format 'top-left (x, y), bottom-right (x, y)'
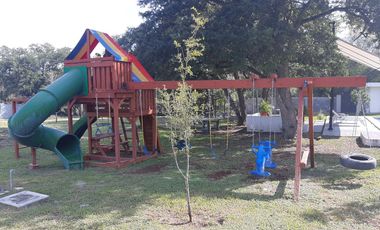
top-left (261, 88), bottom-right (270, 101)
top-left (236, 89), bottom-right (246, 125)
top-left (223, 89), bottom-right (244, 126)
top-left (276, 64), bottom-right (297, 139)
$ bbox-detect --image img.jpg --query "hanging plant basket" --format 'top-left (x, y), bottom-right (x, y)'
top-left (259, 100), bottom-right (271, 117)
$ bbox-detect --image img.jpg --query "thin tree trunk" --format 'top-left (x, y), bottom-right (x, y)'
top-left (185, 152), bottom-right (192, 222)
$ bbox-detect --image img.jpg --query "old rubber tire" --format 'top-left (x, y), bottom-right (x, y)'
top-left (340, 153), bottom-right (377, 170)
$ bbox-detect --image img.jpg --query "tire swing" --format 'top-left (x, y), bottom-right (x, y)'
top-left (340, 92), bottom-right (377, 170)
top-left (340, 154), bottom-right (377, 170)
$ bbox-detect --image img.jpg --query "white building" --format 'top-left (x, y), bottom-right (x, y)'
top-left (366, 83), bottom-right (380, 114)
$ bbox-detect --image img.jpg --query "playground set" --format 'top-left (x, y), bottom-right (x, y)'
top-left (8, 29), bottom-right (367, 200)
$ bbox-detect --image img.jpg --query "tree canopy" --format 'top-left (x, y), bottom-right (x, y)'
top-left (120, 0), bottom-right (379, 138)
top-left (0, 44), bottom-right (69, 101)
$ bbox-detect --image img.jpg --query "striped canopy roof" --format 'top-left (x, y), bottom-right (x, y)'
top-left (66, 29), bottom-right (154, 82)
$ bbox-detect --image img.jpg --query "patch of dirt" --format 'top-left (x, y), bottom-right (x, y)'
top-left (245, 162), bottom-right (290, 181)
top-left (145, 208), bottom-right (225, 228)
top-left (130, 164), bottom-right (167, 174)
top-left (191, 162), bottom-right (205, 170)
top-left (367, 214), bottom-right (380, 229)
top-left (207, 170), bottom-right (232, 180)
top-left (274, 151), bottom-right (294, 159)
top-left (269, 167), bottom-right (290, 180)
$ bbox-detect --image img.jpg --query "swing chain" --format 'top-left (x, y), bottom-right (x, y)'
top-left (359, 91), bottom-right (372, 148)
top-left (252, 78), bottom-right (255, 145)
top-left (225, 89), bottom-right (230, 152)
top-left (208, 89), bottom-right (213, 148)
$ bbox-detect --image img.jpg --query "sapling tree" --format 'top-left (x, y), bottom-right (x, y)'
top-left (158, 8), bottom-right (206, 223)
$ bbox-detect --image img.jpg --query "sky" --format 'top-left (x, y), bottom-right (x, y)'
top-left (0, 0), bottom-right (143, 48)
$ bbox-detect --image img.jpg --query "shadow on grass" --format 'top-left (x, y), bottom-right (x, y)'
top-left (0, 127), bottom-right (371, 228)
top-left (301, 208), bottom-right (329, 225)
top-left (322, 182), bottom-right (362, 190)
top-left (327, 197), bottom-right (380, 224)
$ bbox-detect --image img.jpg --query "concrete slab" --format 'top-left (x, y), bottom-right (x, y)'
top-left (323, 116), bottom-right (364, 137)
top-left (0, 191), bottom-right (48, 208)
top-left (360, 117), bottom-right (380, 147)
top-left (303, 120), bottom-right (325, 133)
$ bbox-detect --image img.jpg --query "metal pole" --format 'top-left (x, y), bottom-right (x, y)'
top-left (328, 88), bottom-right (334, 130)
top-left (9, 169), bottom-right (14, 191)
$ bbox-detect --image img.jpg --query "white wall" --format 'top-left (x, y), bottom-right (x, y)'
top-left (367, 85), bottom-right (380, 114)
top-left (0, 103), bottom-right (24, 119)
top-left (246, 114), bottom-right (282, 132)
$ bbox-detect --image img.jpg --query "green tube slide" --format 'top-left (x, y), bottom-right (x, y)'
top-left (73, 115), bottom-right (96, 139)
top-left (8, 67), bottom-right (87, 169)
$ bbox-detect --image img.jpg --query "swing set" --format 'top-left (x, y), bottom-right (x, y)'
top-left (129, 73), bottom-right (367, 200)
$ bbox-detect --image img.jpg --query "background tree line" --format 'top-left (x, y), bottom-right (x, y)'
top-left (0, 44), bottom-right (70, 102)
top-left (119, 0), bottom-right (380, 138)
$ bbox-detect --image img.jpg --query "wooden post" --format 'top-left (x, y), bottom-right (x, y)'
top-left (29, 148), bottom-right (39, 169)
top-left (87, 106), bottom-right (93, 157)
top-left (294, 87), bottom-right (305, 201)
top-left (307, 83), bottom-right (315, 168)
top-left (152, 115), bottom-right (158, 153)
top-left (12, 100), bottom-right (20, 159)
top-left (67, 102), bottom-right (73, 134)
top-left (113, 99), bottom-right (121, 166)
top-left (131, 117), bottom-right (138, 161)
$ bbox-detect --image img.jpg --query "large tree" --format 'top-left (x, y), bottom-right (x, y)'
top-left (120, 0), bottom-right (380, 138)
top-left (0, 44), bottom-right (69, 101)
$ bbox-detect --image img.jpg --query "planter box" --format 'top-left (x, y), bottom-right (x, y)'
top-left (246, 113), bottom-right (282, 132)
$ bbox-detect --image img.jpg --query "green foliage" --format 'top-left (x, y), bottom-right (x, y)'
top-left (344, 0), bottom-right (380, 46)
top-left (120, 0), bottom-right (380, 138)
top-left (158, 7), bottom-right (205, 168)
top-left (173, 8), bottom-right (207, 80)
top-left (120, 0), bottom-right (380, 80)
top-left (160, 8), bottom-right (206, 143)
top-left (259, 100), bottom-right (272, 115)
top-left (158, 8), bottom-right (206, 222)
top-left (316, 112), bottom-right (326, 121)
top-left (160, 8), bottom-right (206, 142)
top-left (159, 83), bottom-right (202, 147)
top-left (0, 44), bottom-right (70, 101)
top-left (351, 88), bottom-right (370, 105)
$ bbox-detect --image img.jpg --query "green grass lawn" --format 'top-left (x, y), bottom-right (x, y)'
top-left (0, 118), bottom-right (379, 229)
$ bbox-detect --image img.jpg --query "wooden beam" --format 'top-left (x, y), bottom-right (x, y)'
top-left (294, 87), bottom-right (306, 201)
top-left (128, 76), bottom-right (366, 90)
top-left (301, 150), bottom-right (310, 168)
